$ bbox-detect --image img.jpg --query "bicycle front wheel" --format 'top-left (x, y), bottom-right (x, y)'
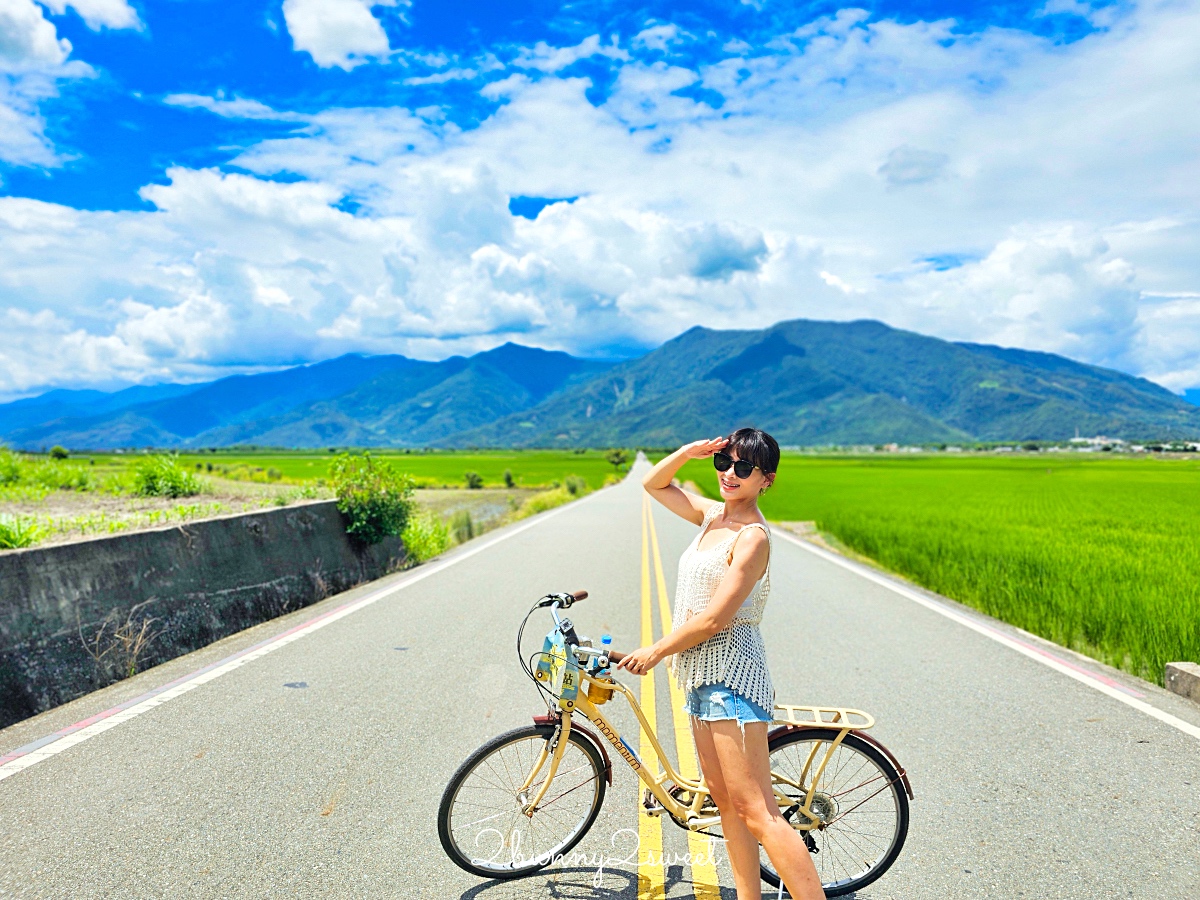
top-left (762, 728), bottom-right (909, 897)
top-left (437, 723), bottom-right (608, 879)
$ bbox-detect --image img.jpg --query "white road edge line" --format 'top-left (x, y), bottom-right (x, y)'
top-left (775, 529), bottom-right (1200, 743)
top-left (0, 489), bottom-right (607, 783)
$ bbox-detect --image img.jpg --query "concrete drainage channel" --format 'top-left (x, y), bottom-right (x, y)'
top-left (0, 500), bottom-right (404, 730)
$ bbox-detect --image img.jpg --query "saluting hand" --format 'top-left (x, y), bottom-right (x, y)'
top-left (682, 436), bottom-right (729, 460)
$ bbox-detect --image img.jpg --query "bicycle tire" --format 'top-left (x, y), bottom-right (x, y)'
top-left (438, 723), bottom-right (608, 879)
top-left (761, 728), bottom-right (909, 897)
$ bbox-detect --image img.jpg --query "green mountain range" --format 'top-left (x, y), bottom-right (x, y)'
top-left (4, 319), bottom-right (1198, 449)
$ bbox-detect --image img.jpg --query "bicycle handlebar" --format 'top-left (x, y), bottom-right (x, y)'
top-left (539, 589), bottom-right (589, 609)
top-left (606, 649), bottom-right (626, 664)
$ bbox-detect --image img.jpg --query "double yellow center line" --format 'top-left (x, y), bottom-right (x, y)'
top-left (638, 494), bottom-right (721, 900)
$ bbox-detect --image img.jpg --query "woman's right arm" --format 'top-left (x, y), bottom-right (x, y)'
top-left (642, 437), bottom-right (727, 525)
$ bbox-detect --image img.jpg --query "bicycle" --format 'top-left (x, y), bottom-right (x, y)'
top-left (437, 590), bottom-right (914, 897)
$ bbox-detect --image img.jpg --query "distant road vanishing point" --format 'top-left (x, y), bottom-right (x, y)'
top-left (2, 461), bottom-right (1198, 898)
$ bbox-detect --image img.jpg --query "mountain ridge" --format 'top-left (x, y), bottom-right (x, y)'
top-left (2, 320), bottom-right (1198, 449)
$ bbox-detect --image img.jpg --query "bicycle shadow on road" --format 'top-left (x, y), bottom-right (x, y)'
top-left (459, 863), bottom-right (852, 898)
top-left (457, 867), bottom-right (637, 900)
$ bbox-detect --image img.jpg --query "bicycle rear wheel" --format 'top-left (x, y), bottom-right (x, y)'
top-left (437, 723), bottom-right (607, 879)
top-left (762, 728), bottom-right (909, 897)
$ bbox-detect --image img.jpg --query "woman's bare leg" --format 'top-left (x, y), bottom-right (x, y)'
top-left (693, 720), bottom-right (764, 899)
top-left (705, 720), bottom-right (824, 900)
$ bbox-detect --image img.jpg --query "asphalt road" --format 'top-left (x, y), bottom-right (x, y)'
top-left (2, 461), bottom-right (1199, 899)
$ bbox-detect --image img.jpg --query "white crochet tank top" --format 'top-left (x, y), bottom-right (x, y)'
top-left (670, 502), bottom-right (775, 712)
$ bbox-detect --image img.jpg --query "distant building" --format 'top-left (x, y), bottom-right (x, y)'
top-left (1069, 435), bottom-right (1126, 450)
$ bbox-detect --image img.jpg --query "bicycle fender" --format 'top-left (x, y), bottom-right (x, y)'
top-left (533, 714), bottom-right (614, 786)
top-left (767, 724), bottom-right (914, 801)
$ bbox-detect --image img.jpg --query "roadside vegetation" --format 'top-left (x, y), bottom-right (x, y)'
top-left (1, 446), bottom-right (626, 554)
top-left (0, 448), bottom-right (326, 549)
top-left (326, 450), bottom-right (610, 561)
top-left (682, 453), bottom-right (1200, 685)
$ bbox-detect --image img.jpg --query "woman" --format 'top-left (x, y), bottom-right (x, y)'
top-left (616, 428), bottom-right (824, 900)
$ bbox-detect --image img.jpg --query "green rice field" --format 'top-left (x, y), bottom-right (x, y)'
top-left (681, 453), bottom-right (1200, 685)
top-left (106, 449), bottom-right (621, 490)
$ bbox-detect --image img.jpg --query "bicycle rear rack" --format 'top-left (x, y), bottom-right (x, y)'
top-left (772, 704), bottom-right (875, 730)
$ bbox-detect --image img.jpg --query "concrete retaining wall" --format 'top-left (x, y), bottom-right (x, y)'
top-left (0, 501), bottom-right (404, 729)
top-left (1166, 662), bottom-right (1200, 704)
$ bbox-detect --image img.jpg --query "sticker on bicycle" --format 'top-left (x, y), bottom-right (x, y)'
top-left (537, 633), bottom-right (579, 701)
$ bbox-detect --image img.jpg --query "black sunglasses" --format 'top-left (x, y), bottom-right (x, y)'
top-left (713, 452), bottom-right (761, 479)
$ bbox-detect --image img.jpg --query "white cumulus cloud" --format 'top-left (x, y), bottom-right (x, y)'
top-left (0, 0), bottom-right (96, 169)
top-left (281, 0), bottom-right (401, 70)
top-left (0, 0), bottom-right (69, 68)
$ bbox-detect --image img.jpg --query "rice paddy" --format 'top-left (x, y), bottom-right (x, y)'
top-left (682, 453), bottom-right (1200, 684)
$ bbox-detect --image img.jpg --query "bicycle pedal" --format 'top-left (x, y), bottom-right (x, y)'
top-left (642, 788), bottom-right (665, 816)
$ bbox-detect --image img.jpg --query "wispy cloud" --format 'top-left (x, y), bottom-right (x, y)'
top-left (163, 93), bottom-right (306, 121)
top-left (512, 34), bottom-right (628, 72)
top-left (40, 0), bottom-right (142, 31)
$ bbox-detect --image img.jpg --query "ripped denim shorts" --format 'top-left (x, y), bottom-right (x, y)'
top-left (683, 682), bottom-right (775, 725)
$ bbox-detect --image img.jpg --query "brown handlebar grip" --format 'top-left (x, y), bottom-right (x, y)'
top-left (606, 649), bottom-right (626, 663)
top-left (570, 589), bottom-right (588, 602)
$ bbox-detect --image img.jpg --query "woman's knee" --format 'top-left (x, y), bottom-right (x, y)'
top-left (728, 793), bottom-right (780, 839)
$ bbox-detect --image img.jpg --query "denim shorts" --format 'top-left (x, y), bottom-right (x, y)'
top-left (682, 682), bottom-right (775, 725)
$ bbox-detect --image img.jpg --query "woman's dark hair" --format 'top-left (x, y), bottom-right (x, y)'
top-left (726, 427), bottom-right (780, 475)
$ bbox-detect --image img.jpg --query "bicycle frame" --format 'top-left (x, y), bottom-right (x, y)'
top-left (527, 634), bottom-right (878, 834)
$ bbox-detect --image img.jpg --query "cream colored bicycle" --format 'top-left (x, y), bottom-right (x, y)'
top-left (437, 591), bottom-right (913, 896)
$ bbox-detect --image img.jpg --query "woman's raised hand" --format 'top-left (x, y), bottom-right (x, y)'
top-left (682, 436), bottom-right (729, 459)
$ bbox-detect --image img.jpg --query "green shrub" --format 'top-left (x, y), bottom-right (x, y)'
top-left (464, 470), bottom-right (484, 489)
top-left (0, 449), bottom-right (24, 485)
top-left (132, 455), bottom-right (202, 498)
top-left (330, 452), bottom-right (414, 545)
top-left (32, 461), bottom-right (95, 491)
top-left (512, 486), bottom-right (574, 520)
top-left (401, 510), bottom-right (450, 563)
top-left (450, 509), bottom-right (474, 543)
top-left (0, 515), bottom-right (42, 550)
top-left (605, 448), bottom-right (629, 472)
top-left (564, 474), bottom-right (587, 496)
top-left (503, 468), bottom-right (515, 489)
top-left (49, 445), bottom-right (69, 460)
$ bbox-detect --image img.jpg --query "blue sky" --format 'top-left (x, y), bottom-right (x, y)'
top-left (1, 0), bottom-right (1197, 399)
top-left (11, 0), bottom-right (1102, 211)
